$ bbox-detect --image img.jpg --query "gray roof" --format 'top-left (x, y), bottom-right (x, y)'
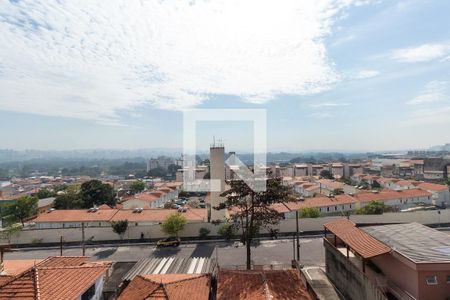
top-left (38, 197), bottom-right (55, 208)
top-left (122, 257), bottom-right (216, 281)
top-left (362, 222), bottom-right (450, 264)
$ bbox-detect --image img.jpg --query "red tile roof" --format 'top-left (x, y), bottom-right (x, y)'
top-left (217, 269), bottom-right (311, 300)
top-left (354, 189), bottom-right (431, 203)
top-left (415, 182), bottom-right (449, 192)
top-left (271, 195), bottom-right (356, 214)
top-left (33, 209), bottom-right (119, 223)
top-left (324, 219), bottom-right (391, 259)
top-left (118, 274), bottom-right (210, 300)
top-left (110, 209), bottom-right (207, 222)
top-left (0, 256), bottom-right (110, 300)
top-left (1, 260), bottom-right (42, 276)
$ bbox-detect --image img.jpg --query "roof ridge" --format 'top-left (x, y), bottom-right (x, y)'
top-left (37, 265), bottom-right (108, 270)
top-left (34, 267), bottom-right (41, 300)
top-left (143, 274), bottom-right (208, 285)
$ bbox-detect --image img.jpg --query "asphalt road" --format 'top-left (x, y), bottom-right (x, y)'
top-left (4, 237), bottom-right (325, 267)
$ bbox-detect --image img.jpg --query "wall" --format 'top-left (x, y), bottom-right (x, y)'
top-left (418, 269), bottom-right (450, 300)
top-left (4, 209), bottom-right (450, 245)
top-left (324, 240), bottom-right (387, 300)
top-left (372, 253), bottom-right (418, 298)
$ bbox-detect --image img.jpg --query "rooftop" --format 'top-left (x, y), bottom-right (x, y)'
top-left (362, 222), bottom-right (450, 264)
top-left (217, 269), bottom-right (311, 300)
top-left (354, 189), bottom-right (431, 203)
top-left (118, 274), bottom-right (210, 300)
top-left (324, 219), bottom-right (391, 259)
top-left (0, 256), bottom-right (110, 300)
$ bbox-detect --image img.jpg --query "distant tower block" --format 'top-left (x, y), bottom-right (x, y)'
top-left (210, 139), bottom-right (226, 220)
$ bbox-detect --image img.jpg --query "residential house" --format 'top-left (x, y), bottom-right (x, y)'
top-left (271, 194), bottom-right (357, 217)
top-left (216, 269), bottom-right (311, 300)
top-left (324, 219), bottom-right (450, 300)
top-left (354, 189), bottom-right (432, 210)
top-left (0, 256), bottom-right (111, 300)
top-left (118, 274), bottom-right (211, 300)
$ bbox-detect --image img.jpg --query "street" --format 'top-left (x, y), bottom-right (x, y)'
top-left (4, 237), bottom-right (325, 268)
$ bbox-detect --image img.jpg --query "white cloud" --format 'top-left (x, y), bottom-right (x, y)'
top-left (406, 81), bottom-right (448, 105)
top-left (405, 106), bottom-right (450, 126)
top-left (391, 43), bottom-right (450, 63)
top-left (354, 69), bottom-right (380, 79)
top-left (0, 0), bottom-right (373, 124)
top-left (309, 102), bottom-right (350, 109)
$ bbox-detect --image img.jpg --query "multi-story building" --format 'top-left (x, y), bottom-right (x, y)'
top-left (324, 219), bottom-right (450, 300)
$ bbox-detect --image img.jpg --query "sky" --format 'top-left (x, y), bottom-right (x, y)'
top-left (0, 0), bottom-right (449, 152)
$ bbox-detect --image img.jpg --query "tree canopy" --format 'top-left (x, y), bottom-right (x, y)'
top-left (80, 180), bottom-right (116, 208)
top-left (320, 170), bottom-right (334, 179)
top-left (161, 213), bottom-right (187, 237)
top-left (220, 176), bottom-right (292, 269)
top-left (111, 220), bottom-right (128, 240)
top-left (300, 207), bottom-right (321, 218)
top-left (130, 180), bottom-right (146, 194)
top-left (358, 201), bottom-right (387, 215)
top-left (12, 195), bottom-right (38, 225)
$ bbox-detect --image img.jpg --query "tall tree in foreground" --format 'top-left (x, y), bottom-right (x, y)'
top-left (220, 176), bottom-right (292, 270)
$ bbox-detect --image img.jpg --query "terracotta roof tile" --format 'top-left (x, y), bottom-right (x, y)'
top-left (217, 270), bottom-right (311, 300)
top-left (0, 256), bottom-right (110, 300)
top-left (111, 209), bottom-right (207, 222)
top-left (415, 182), bottom-right (449, 192)
top-left (37, 256), bottom-right (89, 268)
top-left (33, 209), bottom-right (119, 223)
top-left (324, 219), bottom-right (391, 259)
top-left (1, 260), bottom-right (42, 276)
top-left (354, 189), bottom-right (432, 203)
top-left (118, 274), bottom-right (210, 300)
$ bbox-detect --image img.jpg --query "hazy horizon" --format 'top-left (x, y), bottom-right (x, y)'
top-left (1, 1), bottom-right (449, 150)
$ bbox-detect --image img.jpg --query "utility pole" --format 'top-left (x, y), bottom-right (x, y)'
top-left (292, 234), bottom-right (296, 261)
top-left (60, 236), bottom-right (63, 256)
top-left (296, 210), bottom-right (300, 261)
top-left (81, 222), bottom-right (85, 256)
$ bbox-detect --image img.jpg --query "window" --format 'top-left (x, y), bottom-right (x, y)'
top-left (81, 283), bottom-right (96, 300)
top-left (447, 275), bottom-right (450, 283)
top-left (426, 275), bottom-right (438, 285)
top-left (327, 207), bottom-right (329, 212)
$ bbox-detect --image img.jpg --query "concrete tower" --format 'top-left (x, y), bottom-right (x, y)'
top-left (210, 140), bottom-right (225, 220)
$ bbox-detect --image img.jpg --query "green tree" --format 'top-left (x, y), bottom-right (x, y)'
top-left (54, 185), bottom-right (83, 209)
top-left (332, 188), bottom-right (344, 195)
top-left (12, 196), bottom-right (38, 226)
top-left (218, 223), bottom-right (235, 241)
top-left (147, 167), bottom-right (166, 178)
top-left (161, 213), bottom-right (187, 237)
top-left (80, 180), bottom-right (116, 208)
top-left (0, 224), bottom-right (22, 244)
top-left (359, 179), bottom-right (370, 190)
top-left (300, 207), bottom-right (321, 218)
top-left (36, 188), bottom-right (55, 199)
top-left (199, 227), bottom-right (211, 238)
top-left (220, 177), bottom-right (292, 269)
top-left (130, 180), bottom-right (146, 194)
top-left (358, 201), bottom-right (386, 215)
top-left (372, 180), bottom-right (381, 189)
top-left (111, 220), bottom-right (128, 240)
top-left (320, 170), bottom-right (334, 179)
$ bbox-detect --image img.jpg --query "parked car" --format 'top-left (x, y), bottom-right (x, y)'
top-left (156, 237), bottom-right (180, 247)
